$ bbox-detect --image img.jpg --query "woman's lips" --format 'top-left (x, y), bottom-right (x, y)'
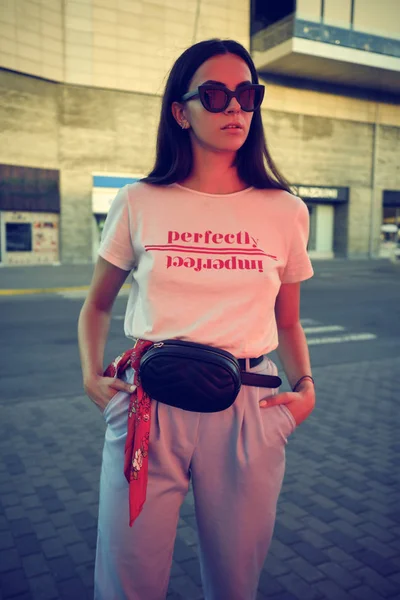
top-left (221, 122), bottom-right (244, 130)
top-left (221, 127), bottom-right (244, 134)
top-left (221, 122), bottom-right (244, 134)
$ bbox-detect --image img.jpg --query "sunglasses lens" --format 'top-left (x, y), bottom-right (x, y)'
top-left (203, 88), bottom-right (227, 111)
top-left (199, 85), bottom-right (264, 112)
top-left (238, 86), bottom-right (262, 111)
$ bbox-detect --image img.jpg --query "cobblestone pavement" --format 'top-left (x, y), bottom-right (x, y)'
top-left (1, 356), bottom-right (399, 600)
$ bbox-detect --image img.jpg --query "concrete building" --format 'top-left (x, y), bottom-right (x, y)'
top-left (0, 0), bottom-right (399, 265)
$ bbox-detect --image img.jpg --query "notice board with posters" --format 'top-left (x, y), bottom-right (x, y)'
top-left (2, 211), bottom-right (59, 265)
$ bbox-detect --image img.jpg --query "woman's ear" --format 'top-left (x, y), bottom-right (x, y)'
top-left (171, 101), bottom-right (189, 129)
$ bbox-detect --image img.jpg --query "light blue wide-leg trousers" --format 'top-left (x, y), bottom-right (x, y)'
top-left (94, 357), bottom-right (296, 600)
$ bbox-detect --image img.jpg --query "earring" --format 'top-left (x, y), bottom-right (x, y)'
top-left (180, 122), bottom-right (186, 129)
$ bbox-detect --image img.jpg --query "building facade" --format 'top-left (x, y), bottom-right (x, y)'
top-left (0, 0), bottom-right (399, 265)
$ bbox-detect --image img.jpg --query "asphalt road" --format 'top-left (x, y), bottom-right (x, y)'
top-left (1, 262), bottom-right (399, 404)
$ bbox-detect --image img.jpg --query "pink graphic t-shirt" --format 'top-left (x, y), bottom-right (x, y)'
top-left (98, 182), bottom-right (313, 357)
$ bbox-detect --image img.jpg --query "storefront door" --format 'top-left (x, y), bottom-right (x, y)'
top-left (306, 203), bottom-right (334, 258)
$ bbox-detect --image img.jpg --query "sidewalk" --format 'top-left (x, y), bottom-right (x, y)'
top-left (0, 357), bottom-right (399, 599)
top-left (0, 264), bottom-right (96, 295)
top-left (0, 258), bottom-right (398, 295)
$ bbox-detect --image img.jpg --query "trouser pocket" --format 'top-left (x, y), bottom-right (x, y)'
top-left (102, 368), bottom-right (134, 430)
top-left (250, 358), bottom-right (296, 443)
top-left (278, 404), bottom-right (297, 438)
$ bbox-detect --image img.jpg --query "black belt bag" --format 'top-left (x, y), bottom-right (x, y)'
top-left (139, 340), bottom-right (282, 413)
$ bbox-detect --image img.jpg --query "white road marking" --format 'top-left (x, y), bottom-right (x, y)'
top-left (303, 325), bottom-right (345, 334)
top-left (300, 318), bottom-right (319, 326)
top-left (58, 289), bottom-right (129, 299)
top-left (111, 319), bottom-right (377, 347)
top-left (307, 333), bottom-right (377, 345)
top-left (57, 290), bottom-right (88, 299)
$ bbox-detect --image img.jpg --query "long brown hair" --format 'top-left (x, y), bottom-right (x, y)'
top-left (141, 38), bottom-right (291, 192)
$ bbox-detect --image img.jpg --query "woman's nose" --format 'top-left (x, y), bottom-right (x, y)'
top-left (225, 96), bottom-right (241, 113)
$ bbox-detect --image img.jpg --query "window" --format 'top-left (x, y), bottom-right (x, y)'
top-left (251, 0), bottom-right (295, 35)
top-left (306, 204), bottom-right (317, 251)
top-left (6, 223), bottom-right (32, 252)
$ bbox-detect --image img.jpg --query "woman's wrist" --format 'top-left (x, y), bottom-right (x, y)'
top-left (292, 375), bottom-right (314, 393)
top-left (296, 381), bottom-right (315, 396)
top-left (83, 370), bottom-right (103, 387)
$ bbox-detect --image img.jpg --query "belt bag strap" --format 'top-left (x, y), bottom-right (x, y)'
top-left (241, 371), bottom-right (282, 388)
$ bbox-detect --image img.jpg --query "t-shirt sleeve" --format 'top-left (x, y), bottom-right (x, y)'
top-left (281, 199), bottom-right (314, 284)
top-left (98, 185), bottom-right (136, 271)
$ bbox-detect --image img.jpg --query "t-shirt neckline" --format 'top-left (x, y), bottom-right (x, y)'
top-left (172, 183), bottom-right (254, 197)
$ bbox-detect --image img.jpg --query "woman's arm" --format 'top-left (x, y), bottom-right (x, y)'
top-left (78, 256), bottom-right (134, 411)
top-left (259, 282), bottom-right (315, 426)
top-left (274, 282), bottom-right (312, 389)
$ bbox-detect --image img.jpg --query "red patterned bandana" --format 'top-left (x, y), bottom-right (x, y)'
top-left (103, 339), bottom-right (153, 527)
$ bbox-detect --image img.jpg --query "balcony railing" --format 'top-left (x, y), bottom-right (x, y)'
top-left (252, 14), bottom-right (400, 59)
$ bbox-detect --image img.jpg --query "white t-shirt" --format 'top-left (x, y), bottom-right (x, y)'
top-left (98, 182), bottom-right (313, 357)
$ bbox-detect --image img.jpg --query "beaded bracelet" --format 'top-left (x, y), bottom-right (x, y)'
top-left (292, 375), bottom-right (315, 392)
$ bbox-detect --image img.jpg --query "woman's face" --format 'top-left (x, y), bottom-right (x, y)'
top-left (175, 53), bottom-right (255, 154)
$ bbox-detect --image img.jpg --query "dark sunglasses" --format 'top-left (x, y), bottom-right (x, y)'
top-left (181, 83), bottom-right (265, 113)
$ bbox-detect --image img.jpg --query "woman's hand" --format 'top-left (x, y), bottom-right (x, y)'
top-left (84, 374), bottom-right (135, 413)
top-left (259, 379), bottom-right (315, 427)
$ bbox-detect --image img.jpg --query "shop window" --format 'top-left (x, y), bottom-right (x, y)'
top-left (382, 206), bottom-right (400, 227)
top-left (95, 214), bottom-right (107, 239)
top-left (6, 223), bottom-right (32, 252)
top-left (381, 206), bottom-right (400, 250)
top-left (306, 204), bottom-right (317, 251)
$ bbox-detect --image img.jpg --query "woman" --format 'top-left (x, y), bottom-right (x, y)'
top-left (78, 38), bottom-right (315, 600)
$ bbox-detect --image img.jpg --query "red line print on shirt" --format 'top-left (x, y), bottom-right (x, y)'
top-left (144, 230), bottom-right (277, 273)
top-left (145, 245), bottom-right (276, 259)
